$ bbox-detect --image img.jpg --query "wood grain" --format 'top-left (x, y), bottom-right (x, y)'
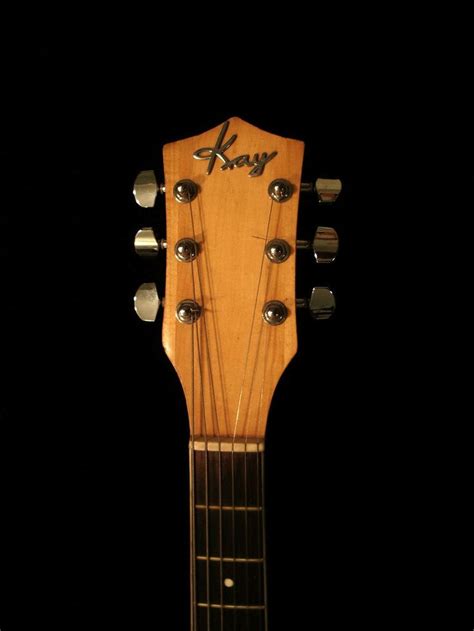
top-left (162, 117), bottom-right (304, 439)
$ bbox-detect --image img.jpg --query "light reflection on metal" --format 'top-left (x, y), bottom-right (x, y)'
top-left (265, 239), bottom-right (290, 263)
top-left (315, 178), bottom-right (342, 203)
top-left (262, 301), bottom-right (288, 325)
top-left (296, 287), bottom-right (336, 320)
top-left (134, 227), bottom-right (167, 255)
top-left (297, 227), bottom-right (339, 263)
top-left (173, 179), bottom-right (199, 204)
top-left (133, 170), bottom-right (165, 207)
top-left (268, 179), bottom-right (293, 203)
top-left (134, 283), bottom-right (160, 322)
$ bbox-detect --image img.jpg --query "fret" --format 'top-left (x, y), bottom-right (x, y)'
top-left (196, 556), bottom-right (264, 563)
top-left (197, 604), bottom-right (266, 610)
top-left (194, 505), bottom-right (263, 511)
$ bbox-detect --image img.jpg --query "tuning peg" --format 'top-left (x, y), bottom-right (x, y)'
top-left (297, 226), bottom-right (339, 263)
top-left (300, 178), bottom-right (342, 203)
top-left (134, 228), bottom-right (167, 256)
top-left (134, 283), bottom-right (160, 322)
top-left (133, 170), bottom-right (165, 208)
top-left (296, 287), bottom-right (335, 320)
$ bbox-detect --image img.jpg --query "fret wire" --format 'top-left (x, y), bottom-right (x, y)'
top-left (196, 556), bottom-right (264, 563)
top-left (197, 603), bottom-right (265, 610)
top-left (194, 505), bottom-right (263, 511)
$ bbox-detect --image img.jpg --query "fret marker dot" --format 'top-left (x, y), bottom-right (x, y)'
top-left (224, 578), bottom-right (234, 588)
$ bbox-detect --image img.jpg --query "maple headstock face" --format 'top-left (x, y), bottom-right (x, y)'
top-left (161, 117), bottom-right (305, 440)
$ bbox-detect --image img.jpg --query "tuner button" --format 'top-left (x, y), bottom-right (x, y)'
top-left (134, 228), bottom-right (167, 256)
top-left (134, 283), bottom-right (160, 322)
top-left (315, 178), bottom-right (342, 203)
top-left (296, 227), bottom-right (339, 263)
top-left (312, 226), bottom-right (339, 263)
top-left (309, 287), bottom-right (335, 320)
top-left (296, 287), bottom-right (336, 320)
top-left (133, 170), bottom-right (165, 208)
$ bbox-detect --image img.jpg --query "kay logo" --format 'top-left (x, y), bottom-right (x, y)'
top-left (193, 121), bottom-right (277, 177)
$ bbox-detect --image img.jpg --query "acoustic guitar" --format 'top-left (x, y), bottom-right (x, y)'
top-left (131, 117), bottom-right (341, 630)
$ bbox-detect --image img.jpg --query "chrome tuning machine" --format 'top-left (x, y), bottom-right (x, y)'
top-left (300, 178), bottom-right (342, 203)
top-left (134, 283), bottom-right (161, 322)
top-left (297, 226), bottom-right (339, 263)
top-left (134, 227), bottom-right (167, 256)
top-left (133, 170), bottom-right (165, 208)
top-left (296, 287), bottom-right (336, 320)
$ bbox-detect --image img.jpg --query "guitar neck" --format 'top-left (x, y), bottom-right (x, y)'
top-left (189, 439), bottom-right (268, 630)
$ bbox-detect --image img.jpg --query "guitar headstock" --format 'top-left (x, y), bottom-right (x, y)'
top-left (132, 117), bottom-right (341, 441)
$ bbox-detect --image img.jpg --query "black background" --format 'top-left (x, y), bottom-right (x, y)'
top-left (0, 42), bottom-right (427, 630)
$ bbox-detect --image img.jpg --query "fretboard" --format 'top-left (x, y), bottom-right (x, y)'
top-left (189, 439), bottom-right (267, 631)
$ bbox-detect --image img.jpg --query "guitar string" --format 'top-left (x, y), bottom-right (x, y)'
top-left (187, 199), bottom-right (211, 631)
top-left (244, 197), bottom-right (284, 630)
top-left (177, 186), bottom-right (198, 631)
top-left (233, 196), bottom-right (275, 631)
top-left (261, 448), bottom-right (269, 631)
top-left (256, 326), bottom-right (270, 631)
top-left (257, 196), bottom-right (286, 631)
top-left (230, 447), bottom-right (237, 631)
top-left (256, 334), bottom-right (268, 631)
top-left (232, 198), bottom-right (275, 441)
top-left (189, 195), bottom-right (224, 630)
top-left (256, 196), bottom-right (287, 631)
top-left (196, 195), bottom-right (231, 437)
top-left (241, 274), bottom-right (269, 630)
top-left (243, 263), bottom-right (277, 628)
top-left (190, 291), bottom-right (197, 630)
top-left (195, 194), bottom-right (231, 630)
top-left (192, 186), bottom-right (276, 627)
top-left (250, 196), bottom-right (284, 438)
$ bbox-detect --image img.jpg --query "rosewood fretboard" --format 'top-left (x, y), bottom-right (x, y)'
top-left (190, 440), bottom-right (267, 630)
